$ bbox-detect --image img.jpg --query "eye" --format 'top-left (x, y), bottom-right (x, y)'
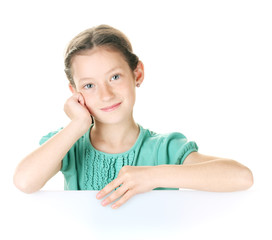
top-left (84, 83), bottom-right (94, 89)
top-left (111, 74), bottom-right (120, 81)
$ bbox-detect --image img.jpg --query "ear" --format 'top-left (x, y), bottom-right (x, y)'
top-left (69, 83), bottom-right (77, 93)
top-left (134, 61), bottom-right (144, 87)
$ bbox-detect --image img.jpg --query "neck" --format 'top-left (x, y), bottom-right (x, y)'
top-left (90, 119), bottom-right (139, 154)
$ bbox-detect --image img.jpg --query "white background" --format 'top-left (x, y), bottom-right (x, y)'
top-left (0, 0), bottom-right (271, 239)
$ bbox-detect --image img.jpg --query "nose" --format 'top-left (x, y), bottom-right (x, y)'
top-left (99, 83), bottom-right (115, 102)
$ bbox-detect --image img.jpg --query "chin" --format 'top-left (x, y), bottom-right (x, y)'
top-left (94, 113), bottom-right (133, 125)
top-left (93, 116), bottom-right (120, 125)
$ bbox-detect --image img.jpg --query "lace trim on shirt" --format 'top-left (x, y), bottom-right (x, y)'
top-left (84, 148), bottom-right (136, 190)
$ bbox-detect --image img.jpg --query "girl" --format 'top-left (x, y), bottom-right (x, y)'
top-left (13, 25), bottom-right (253, 209)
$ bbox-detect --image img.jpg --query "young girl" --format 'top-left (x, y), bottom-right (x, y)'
top-left (14, 24), bottom-right (253, 209)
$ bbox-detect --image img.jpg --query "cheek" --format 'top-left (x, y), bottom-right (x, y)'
top-left (122, 80), bottom-right (136, 95)
top-left (80, 93), bottom-right (96, 113)
top-left (124, 87), bottom-right (136, 106)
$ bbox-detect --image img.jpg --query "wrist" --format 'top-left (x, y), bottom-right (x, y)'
top-left (67, 118), bottom-right (92, 138)
top-left (151, 165), bottom-right (182, 189)
top-left (150, 165), bottom-right (168, 189)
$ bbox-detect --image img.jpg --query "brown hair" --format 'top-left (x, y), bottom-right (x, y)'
top-left (64, 24), bottom-right (139, 87)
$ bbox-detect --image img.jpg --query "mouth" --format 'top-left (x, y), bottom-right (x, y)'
top-left (100, 102), bottom-right (122, 112)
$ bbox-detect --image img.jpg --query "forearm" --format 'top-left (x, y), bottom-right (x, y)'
top-left (13, 120), bottom-right (86, 193)
top-left (153, 160), bottom-right (253, 192)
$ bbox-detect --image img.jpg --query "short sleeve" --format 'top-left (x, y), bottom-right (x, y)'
top-left (157, 132), bottom-right (198, 165)
top-left (39, 128), bottom-right (62, 145)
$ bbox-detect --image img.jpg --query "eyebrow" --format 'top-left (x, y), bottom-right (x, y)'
top-left (79, 66), bottom-right (123, 82)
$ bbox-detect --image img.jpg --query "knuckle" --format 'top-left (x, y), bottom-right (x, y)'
top-left (99, 189), bottom-right (106, 196)
top-left (107, 196), bottom-right (113, 202)
top-left (102, 185), bottom-right (111, 194)
top-left (123, 172), bottom-right (130, 179)
top-left (122, 165), bottom-right (132, 171)
top-left (120, 166), bottom-right (128, 173)
top-left (127, 180), bottom-right (135, 189)
top-left (122, 193), bottom-right (130, 202)
top-left (120, 166), bottom-right (132, 176)
top-left (121, 192), bottom-right (133, 204)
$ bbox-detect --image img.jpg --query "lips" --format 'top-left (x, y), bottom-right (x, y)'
top-left (100, 102), bottom-right (122, 112)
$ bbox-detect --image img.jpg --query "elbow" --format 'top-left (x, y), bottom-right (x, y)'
top-left (238, 166), bottom-right (254, 191)
top-left (224, 160), bottom-right (254, 191)
top-left (13, 170), bottom-right (41, 194)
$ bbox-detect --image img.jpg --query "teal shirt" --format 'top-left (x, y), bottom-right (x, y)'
top-left (40, 125), bottom-right (198, 190)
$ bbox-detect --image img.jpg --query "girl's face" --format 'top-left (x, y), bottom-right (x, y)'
top-left (70, 47), bottom-right (144, 125)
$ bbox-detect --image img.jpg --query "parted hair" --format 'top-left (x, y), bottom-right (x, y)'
top-left (64, 24), bottom-right (139, 87)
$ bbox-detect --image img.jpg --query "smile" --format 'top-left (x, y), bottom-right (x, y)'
top-left (100, 102), bottom-right (122, 112)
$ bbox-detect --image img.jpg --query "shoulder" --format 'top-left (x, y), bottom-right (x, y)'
top-left (139, 125), bottom-right (198, 165)
top-left (140, 126), bottom-right (196, 155)
top-left (140, 126), bottom-right (188, 146)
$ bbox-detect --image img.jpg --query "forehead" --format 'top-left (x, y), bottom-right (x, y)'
top-left (71, 47), bottom-right (129, 80)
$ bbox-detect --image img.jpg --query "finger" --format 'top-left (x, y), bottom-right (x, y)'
top-left (96, 177), bottom-right (122, 199)
top-left (101, 185), bottom-right (128, 207)
top-left (76, 93), bottom-right (85, 106)
top-left (111, 190), bottom-right (135, 209)
top-left (70, 93), bottom-right (82, 106)
top-left (76, 93), bottom-right (94, 116)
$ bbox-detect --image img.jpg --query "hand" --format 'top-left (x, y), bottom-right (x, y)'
top-left (96, 166), bottom-right (158, 209)
top-left (64, 92), bottom-right (93, 132)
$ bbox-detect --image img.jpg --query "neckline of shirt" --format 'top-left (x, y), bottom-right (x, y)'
top-left (84, 124), bottom-right (145, 157)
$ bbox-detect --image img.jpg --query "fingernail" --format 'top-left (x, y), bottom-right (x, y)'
top-left (112, 204), bottom-right (118, 209)
top-left (102, 200), bottom-right (108, 206)
top-left (96, 192), bottom-right (102, 199)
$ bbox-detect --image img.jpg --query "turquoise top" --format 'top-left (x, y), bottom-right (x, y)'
top-left (40, 125), bottom-right (198, 190)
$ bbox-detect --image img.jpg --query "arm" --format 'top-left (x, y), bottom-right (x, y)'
top-left (155, 152), bottom-right (254, 191)
top-left (13, 93), bottom-right (92, 193)
top-left (96, 152), bottom-right (253, 209)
